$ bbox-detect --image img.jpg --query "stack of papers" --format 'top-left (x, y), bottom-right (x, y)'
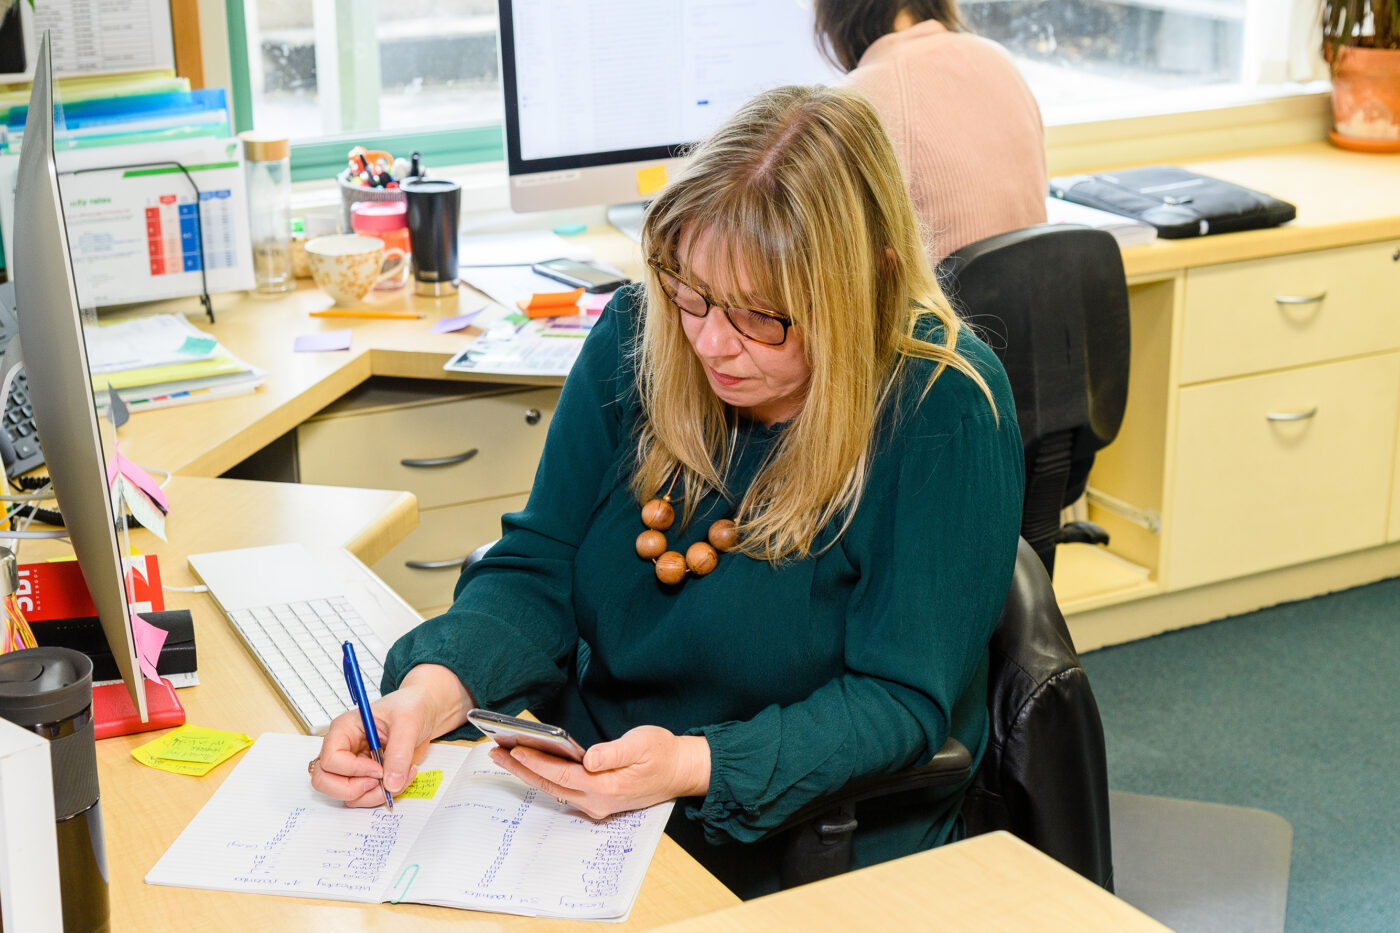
top-left (86, 314), bottom-right (264, 413)
top-left (1044, 195), bottom-right (1158, 248)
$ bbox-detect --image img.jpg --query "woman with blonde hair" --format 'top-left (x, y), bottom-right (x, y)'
top-left (312, 84), bottom-right (1024, 898)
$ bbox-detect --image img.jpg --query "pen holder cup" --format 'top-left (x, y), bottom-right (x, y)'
top-left (337, 169), bottom-right (406, 234)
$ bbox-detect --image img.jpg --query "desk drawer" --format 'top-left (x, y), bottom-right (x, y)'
top-left (297, 387), bottom-right (559, 510)
top-left (1167, 353), bottom-right (1399, 589)
top-left (372, 495), bottom-right (526, 610)
top-left (1179, 242), bottom-right (1400, 385)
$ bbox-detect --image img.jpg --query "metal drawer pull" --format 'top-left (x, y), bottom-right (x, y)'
top-left (401, 448), bottom-right (478, 468)
top-left (524, 408), bottom-right (542, 425)
top-left (1265, 407), bottom-right (1318, 422)
top-left (1274, 292), bottom-right (1326, 306)
top-left (405, 556), bottom-right (470, 570)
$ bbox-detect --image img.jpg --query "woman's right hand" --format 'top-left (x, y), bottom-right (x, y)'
top-left (309, 663), bottom-right (473, 807)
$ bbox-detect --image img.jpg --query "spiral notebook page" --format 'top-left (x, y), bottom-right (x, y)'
top-left (145, 733), bottom-right (467, 902)
top-left (402, 752), bottom-right (674, 920)
top-left (146, 732), bottom-right (675, 921)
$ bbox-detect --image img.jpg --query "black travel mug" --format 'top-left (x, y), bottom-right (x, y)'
top-left (0, 647), bottom-right (110, 932)
top-left (402, 178), bottom-right (461, 297)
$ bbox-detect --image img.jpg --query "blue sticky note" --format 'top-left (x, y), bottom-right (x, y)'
top-left (177, 335), bottom-right (218, 356)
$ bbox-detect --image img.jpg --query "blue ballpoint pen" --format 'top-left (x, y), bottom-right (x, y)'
top-left (342, 641), bottom-right (394, 810)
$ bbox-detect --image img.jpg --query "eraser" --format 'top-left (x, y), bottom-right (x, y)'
top-left (553, 222), bottom-right (587, 236)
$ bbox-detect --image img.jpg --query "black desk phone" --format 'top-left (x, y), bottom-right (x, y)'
top-left (0, 282), bottom-right (47, 477)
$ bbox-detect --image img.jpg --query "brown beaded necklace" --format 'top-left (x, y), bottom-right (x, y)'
top-left (635, 469), bottom-right (738, 584)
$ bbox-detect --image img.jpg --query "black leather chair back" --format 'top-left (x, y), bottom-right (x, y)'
top-left (961, 537), bottom-right (1114, 889)
top-left (941, 225), bottom-right (1131, 576)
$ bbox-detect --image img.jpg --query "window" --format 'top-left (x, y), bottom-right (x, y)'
top-left (225, 1), bottom-right (1323, 181)
top-left (964, 0), bottom-right (1324, 122)
top-left (229, 0), bottom-right (504, 181)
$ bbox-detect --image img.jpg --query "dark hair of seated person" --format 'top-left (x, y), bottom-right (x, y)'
top-left (813, 0), bottom-right (969, 72)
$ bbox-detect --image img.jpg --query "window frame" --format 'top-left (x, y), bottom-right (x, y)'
top-left (224, 0), bottom-right (504, 183)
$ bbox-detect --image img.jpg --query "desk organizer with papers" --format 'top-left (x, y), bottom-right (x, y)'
top-left (146, 733), bottom-right (673, 922)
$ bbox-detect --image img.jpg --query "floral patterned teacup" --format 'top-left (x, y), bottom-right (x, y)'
top-left (305, 234), bottom-right (407, 306)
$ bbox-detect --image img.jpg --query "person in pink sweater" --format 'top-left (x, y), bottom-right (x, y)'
top-left (814, 1), bottom-right (1047, 263)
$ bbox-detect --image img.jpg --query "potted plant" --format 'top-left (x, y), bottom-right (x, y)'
top-left (1324, 0), bottom-right (1400, 151)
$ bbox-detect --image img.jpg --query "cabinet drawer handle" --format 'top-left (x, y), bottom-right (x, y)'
top-left (401, 448), bottom-right (478, 468)
top-left (1265, 407), bottom-right (1318, 422)
top-left (1274, 292), bottom-right (1326, 306)
top-left (524, 408), bottom-right (542, 425)
top-left (404, 556), bottom-right (470, 570)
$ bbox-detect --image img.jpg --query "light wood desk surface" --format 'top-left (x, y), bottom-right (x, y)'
top-left (654, 832), bottom-right (1168, 933)
top-left (44, 478), bottom-right (739, 931)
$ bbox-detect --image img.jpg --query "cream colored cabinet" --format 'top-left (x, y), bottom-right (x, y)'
top-left (296, 380), bottom-right (559, 610)
top-left (1178, 242), bottom-right (1400, 385)
top-left (1157, 239), bottom-right (1400, 592)
top-left (1168, 353), bottom-right (1400, 589)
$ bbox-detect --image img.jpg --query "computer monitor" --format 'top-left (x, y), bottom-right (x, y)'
top-left (12, 34), bottom-right (146, 719)
top-left (497, 0), bottom-right (841, 226)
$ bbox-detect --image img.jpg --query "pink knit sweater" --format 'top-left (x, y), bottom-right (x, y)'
top-left (843, 20), bottom-right (1047, 263)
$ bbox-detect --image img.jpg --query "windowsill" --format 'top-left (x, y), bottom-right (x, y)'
top-left (292, 86), bottom-right (1335, 233)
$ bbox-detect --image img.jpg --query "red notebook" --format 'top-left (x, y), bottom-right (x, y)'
top-left (93, 677), bottom-right (185, 740)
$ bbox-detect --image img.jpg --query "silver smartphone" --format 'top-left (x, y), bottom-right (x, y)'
top-left (530, 257), bottom-right (631, 293)
top-left (466, 708), bottom-right (587, 762)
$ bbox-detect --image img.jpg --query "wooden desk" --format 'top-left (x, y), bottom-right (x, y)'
top-left (62, 477), bottom-right (738, 931)
top-left (652, 832), bottom-right (1168, 933)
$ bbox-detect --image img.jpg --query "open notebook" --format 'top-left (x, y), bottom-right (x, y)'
top-left (146, 733), bottom-right (674, 922)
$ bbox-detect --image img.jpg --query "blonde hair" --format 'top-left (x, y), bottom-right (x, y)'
top-left (634, 84), bottom-right (995, 561)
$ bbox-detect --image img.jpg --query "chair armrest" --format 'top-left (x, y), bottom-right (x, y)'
top-left (773, 736), bottom-right (973, 836)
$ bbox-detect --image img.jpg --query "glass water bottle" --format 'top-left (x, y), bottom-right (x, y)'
top-left (241, 132), bottom-right (295, 294)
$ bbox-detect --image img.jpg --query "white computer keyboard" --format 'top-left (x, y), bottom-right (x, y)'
top-left (188, 543), bottom-right (400, 735)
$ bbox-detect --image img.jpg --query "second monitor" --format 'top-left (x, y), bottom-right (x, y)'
top-left (498, 0), bottom-right (840, 223)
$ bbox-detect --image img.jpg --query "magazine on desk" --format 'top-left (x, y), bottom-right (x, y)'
top-left (146, 733), bottom-right (673, 922)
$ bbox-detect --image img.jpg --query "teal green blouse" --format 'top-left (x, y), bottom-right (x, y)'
top-left (383, 285), bottom-right (1024, 898)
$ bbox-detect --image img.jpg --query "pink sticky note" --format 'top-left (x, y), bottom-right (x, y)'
top-left (113, 449), bottom-right (169, 513)
top-left (131, 612), bottom-right (168, 682)
top-left (583, 290), bottom-right (615, 314)
top-left (294, 330), bottom-right (353, 352)
top-left (431, 307), bottom-right (485, 334)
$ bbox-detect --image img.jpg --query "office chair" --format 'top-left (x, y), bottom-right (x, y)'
top-left (772, 537), bottom-right (1114, 891)
top-left (939, 224), bottom-right (1131, 577)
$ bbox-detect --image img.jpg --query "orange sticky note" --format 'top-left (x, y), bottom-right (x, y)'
top-left (517, 288), bottom-right (585, 317)
top-left (636, 163), bottom-right (668, 196)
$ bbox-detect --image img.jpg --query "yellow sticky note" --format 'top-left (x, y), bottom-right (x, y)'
top-left (398, 769), bottom-right (444, 800)
top-left (636, 163), bottom-right (668, 196)
top-left (132, 726), bottom-right (254, 776)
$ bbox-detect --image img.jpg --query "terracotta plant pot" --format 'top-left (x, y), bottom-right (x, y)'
top-left (1328, 45), bottom-right (1400, 153)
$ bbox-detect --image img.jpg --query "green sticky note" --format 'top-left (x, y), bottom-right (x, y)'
top-left (177, 335), bottom-right (218, 356)
top-left (504, 311), bottom-right (530, 327)
top-left (398, 769), bottom-right (443, 799)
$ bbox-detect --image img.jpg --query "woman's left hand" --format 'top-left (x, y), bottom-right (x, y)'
top-left (488, 725), bottom-right (711, 820)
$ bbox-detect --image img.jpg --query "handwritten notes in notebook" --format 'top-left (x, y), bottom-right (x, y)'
top-left (145, 733), bottom-right (673, 921)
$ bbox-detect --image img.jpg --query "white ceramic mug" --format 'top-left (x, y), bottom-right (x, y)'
top-left (305, 234), bottom-right (407, 306)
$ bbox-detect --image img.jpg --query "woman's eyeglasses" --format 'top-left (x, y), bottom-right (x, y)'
top-left (647, 258), bottom-right (792, 347)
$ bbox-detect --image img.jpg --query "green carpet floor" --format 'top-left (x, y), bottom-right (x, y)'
top-left (1080, 575), bottom-right (1400, 933)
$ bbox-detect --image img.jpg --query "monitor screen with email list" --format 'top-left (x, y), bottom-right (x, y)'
top-left (497, 0), bottom-right (841, 224)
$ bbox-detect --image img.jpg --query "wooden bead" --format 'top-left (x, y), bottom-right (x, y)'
top-left (641, 498), bottom-right (675, 531)
top-left (685, 541), bottom-right (718, 575)
top-left (636, 529), bottom-right (668, 559)
top-left (655, 551), bottom-right (688, 584)
top-left (707, 518), bottom-right (739, 552)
